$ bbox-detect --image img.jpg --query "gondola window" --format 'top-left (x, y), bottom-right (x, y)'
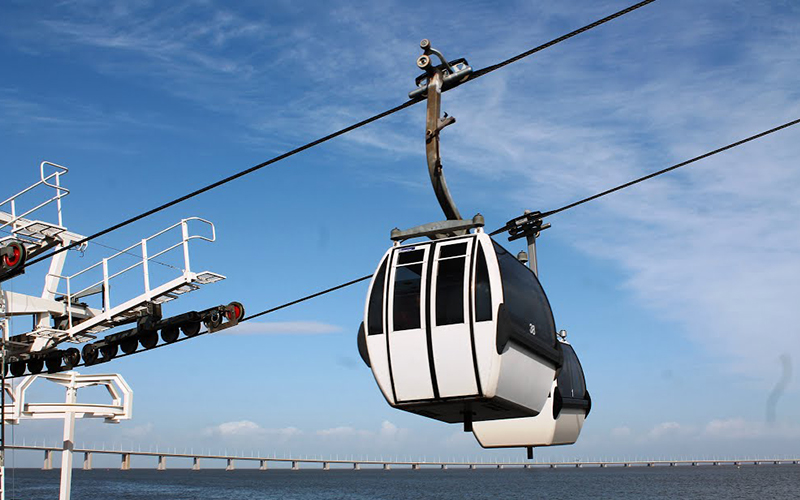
top-left (474, 244), bottom-right (492, 322)
top-left (393, 249), bottom-right (425, 331)
top-left (367, 259), bottom-right (388, 335)
top-left (435, 244), bottom-right (467, 326)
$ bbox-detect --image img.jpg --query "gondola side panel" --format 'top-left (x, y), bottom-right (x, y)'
top-left (471, 233), bottom-right (503, 398)
top-left (364, 252), bottom-right (395, 405)
top-left (430, 238), bottom-right (480, 398)
top-left (472, 380), bottom-right (559, 448)
top-left (387, 245), bottom-right (436, 402)
top-left (551, 409), bottom-right (585, 445)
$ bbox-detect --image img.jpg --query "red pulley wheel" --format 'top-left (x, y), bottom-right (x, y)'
top-left (226, 302), bottom-right (245, 322)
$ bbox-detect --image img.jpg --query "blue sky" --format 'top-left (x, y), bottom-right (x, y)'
top-left (2, 0), bottom-right (799, 467)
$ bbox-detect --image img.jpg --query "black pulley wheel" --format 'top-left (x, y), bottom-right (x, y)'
top-left (63, 348), bottom-right (81, 369)
top-left (140, 330), bottom-right (158, 349)
top-left (82, 344), bottom-right (99, 365)
top-left (45, 355), bottom-right (62, 373)
top-left (120, 337), bottom-right (139, 354)
top-left (161, 326), bottom-right (180, 343)
top-left (181, 321), bottom-right (201, 338)
top-left (27, 358), bottom-right (44, 375)
top-left (10, 361), bottom-right (26, 377)
top-left (100, 343), bottom-right (118, 360)
top-left (204, 311), bottom-right (222, 330)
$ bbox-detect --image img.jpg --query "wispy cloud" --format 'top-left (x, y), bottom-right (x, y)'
top-left (224, 321), bottom-right (342, 335)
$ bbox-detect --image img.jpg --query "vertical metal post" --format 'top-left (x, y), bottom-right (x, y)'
top-left (102, 259), bottom-right (110, 315)
top-left (59, 382), bottom-right (77, 500)
top-left (526, 233), bottom-right (538, 277)
top-left (56, 173), bottom-right (63, 228)
top-left (141, 239), bottom-right (150, 298)
top-left (181, 220), bottom-right (191, 275)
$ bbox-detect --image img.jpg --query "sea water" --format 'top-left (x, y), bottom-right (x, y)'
top-left (8, 464), bottom-right (800, 499)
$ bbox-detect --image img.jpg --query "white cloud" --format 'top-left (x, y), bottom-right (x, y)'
top-left (316, 420), bottom-right (408, 443)
top-left (204, 420), bottom-right (303, 441)
top-left (225, 321), bottom-right (342, 335)
top-left (704, 418), bottom-right (800, 440)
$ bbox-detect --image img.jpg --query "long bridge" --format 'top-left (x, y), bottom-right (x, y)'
top-left (7, 445), bottom-right (800, 471)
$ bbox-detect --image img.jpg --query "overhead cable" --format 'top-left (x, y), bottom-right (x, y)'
top-left (490, 117), bottom-right (800, 235)
top-left (18, 0), bottom-right (656, 273)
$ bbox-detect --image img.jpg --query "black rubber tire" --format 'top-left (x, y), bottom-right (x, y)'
top-left (100, 343), bottom-right (117, 361)
top-left (120, 337), bottom-right (139, 354)
top-left (161, 326), bottom-right (180, 343)
top-left (45, 355), bottom-right (62, 373)
top-left (27, 358), bottom-right (44, 375)
top-left (82, 344), bottom-right (99, 365)
top-left (139, 330), bottom-right (158, 349)
top-left (10, 361), bottom-right (26, 377)
top-left (181, 321), bottom-right (201, 338)
top-left (63, 348), bottom-right (81, 368)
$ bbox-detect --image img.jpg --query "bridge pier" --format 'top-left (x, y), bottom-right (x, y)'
top-left (193, 457), bottom-right (201, 471)
top-left (599, 463), bottom-right (607, 468)
top-left (670, 463), bottom-right (676, 467)
top-left (353, 463), bottom-right (360, 471)
top-left (260, 460), bottom-right (268, 471)
top-left (121, 453), bottom-right (131, 471)
top-left (647, 463), bottom-right (654, 467)
top-left (291, 461), bottom-right (299, 471)
top-left (524, 464), bottom-right (532, 469)
top-left (470, 464), bottom-right (477, 470)
top-left (383, 463), bottom-right (391, 471)
top-left (550, 464), bottom-right (557, 469)
top-left (411, 463), bottom-right (420, 470)
top-left (691, 462), bottom-right (697, 466)
top-left (226, 458), bottom-right (235, 471)
top-left (83, 452), bottom-right (93, 470)
top-left (441, 464), bottom-right (447, 470)
top-left (576, 463), bottom-right (582, 468)
top-left (623, 463), bottom-right (630, 467)
top-left (322, 462), bottom-right (330, 471)
top-left (157, 455), bottom-right (166, 471)
top-left (497, 464), bottom-right (504, 469)
top-left (43, 450), bottom-right (53, 471)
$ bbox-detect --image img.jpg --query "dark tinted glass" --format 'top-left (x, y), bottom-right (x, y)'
top-left (367, 258), bottom-right (388, 335)
top-left (397, 249), bottom-right (424, 265)
top-left (393, 263), bottom-right (423, 331)
top-left (474, 244), bottom-right (492, 322)
top-left (439, 242), bottom-right (467, 259)
top-left (493, 241), bottom-right (556, 346)
top-left (557, 344), bottom-right (586, 400)
top-left (436, 256), bottom-right (465, 326)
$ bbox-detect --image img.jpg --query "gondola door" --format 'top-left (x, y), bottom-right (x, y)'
top-left (387, 245), bottom-right (435, 402)
top-left (429, 239), bottom-right (479, 398)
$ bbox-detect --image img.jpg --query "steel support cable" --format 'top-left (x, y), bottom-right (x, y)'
top-left (469, 0), bottom-right (657, 81)
top-left (489, 117), bottom-right (800, 236)
top-left (15, 0), bottom-right (656, 274)
top-left (5, 274), bottom-right (372, 377)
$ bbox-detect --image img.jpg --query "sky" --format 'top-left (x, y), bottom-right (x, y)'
top-left (1, 0), bottom-right (799, 468)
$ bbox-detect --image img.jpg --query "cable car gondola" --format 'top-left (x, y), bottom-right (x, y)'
top-left (471, 337), bottom-right (591, 449)
top-left (357, 228), bottom-right (563, 426)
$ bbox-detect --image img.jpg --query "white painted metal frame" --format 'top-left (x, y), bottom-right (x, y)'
top-left (1, 371), bottom-right (132, 500)
top-left (3, 217), bottom-right (225, 351)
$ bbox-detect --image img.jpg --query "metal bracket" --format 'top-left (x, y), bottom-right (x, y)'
top-left (391, 214), bottom-right (485, 242)
top-left (503, 210), bottom-right (551, 276)
top-left (505, 211), bottom-right (551, 242)
top-left (411, 40), bottom-right (472, 223)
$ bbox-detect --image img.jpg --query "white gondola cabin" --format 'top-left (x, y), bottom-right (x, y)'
top-left (471, 340), bottom-right (591, 448)
top-left (358, 229), bottom-right (563, 425)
